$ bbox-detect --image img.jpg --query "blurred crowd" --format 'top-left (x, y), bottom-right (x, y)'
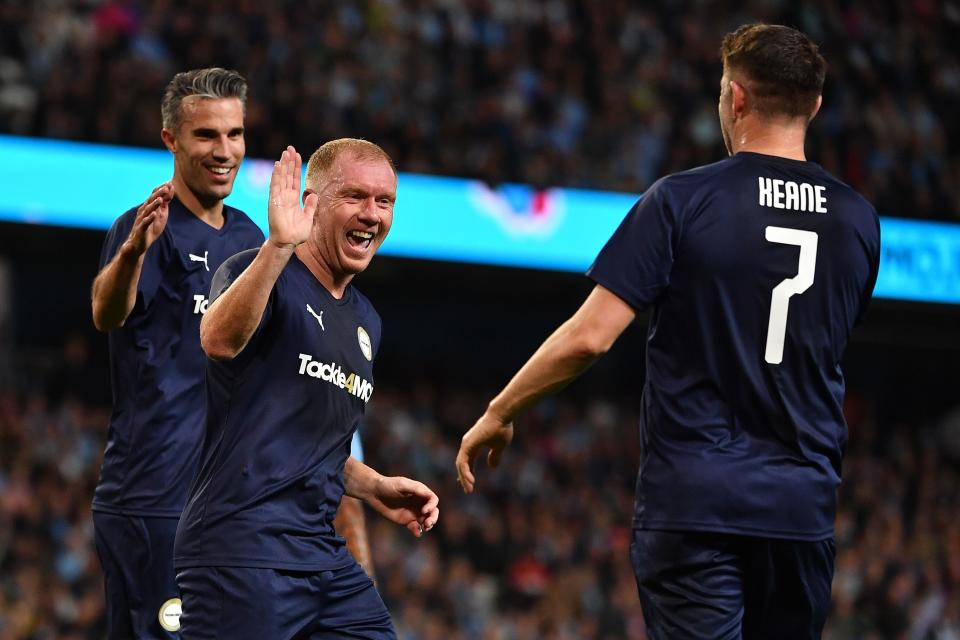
top-left (2, 337), bottom-right (960, 638)
top-left (1, 0), bottom-right (959, 220)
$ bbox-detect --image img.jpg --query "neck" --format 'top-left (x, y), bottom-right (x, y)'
top-left (171, 175), bottom-right (226, 228)
top-left (295, 243), bottom-right (352, 299)
top-left (731, 119), bottom-right (809, 161)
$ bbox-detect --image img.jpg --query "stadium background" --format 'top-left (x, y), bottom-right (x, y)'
top-left (1, 1), bottom-right (959, 639)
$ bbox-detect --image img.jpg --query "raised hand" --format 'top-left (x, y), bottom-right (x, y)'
top-left (122, 182), bottom-right (173, 257)
top-left (456, 412), bottom-right (514, 494)
top-left (364, 476), bottom-right (440, 538)
top-left (267, 146), bottom-right (319, 249)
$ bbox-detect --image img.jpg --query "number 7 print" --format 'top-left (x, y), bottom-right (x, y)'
top-left (764, 226), bottom-right (819, 365)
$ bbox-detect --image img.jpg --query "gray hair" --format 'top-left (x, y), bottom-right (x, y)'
top-left (161, 67), bottom-right (248, 131)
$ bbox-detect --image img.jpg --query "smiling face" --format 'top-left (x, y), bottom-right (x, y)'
top-left (161, 96), bottom-right (245, 207)
top-left (307, 151), bottom-right (397, 280)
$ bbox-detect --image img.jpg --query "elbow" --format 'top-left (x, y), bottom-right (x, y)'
top-left (91, 303), bottom-right (121, 333)
top-left (200, 333), bottom-right (239, 361)
top-left (199, 318), bottom-right (240, 361)
top-left (567, 322), bottom-right (613, 361)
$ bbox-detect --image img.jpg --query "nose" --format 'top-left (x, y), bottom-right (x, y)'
top-left (211, 135), bottom-right (230, 161)
top-left (357, 197), bottom-right (380, 223)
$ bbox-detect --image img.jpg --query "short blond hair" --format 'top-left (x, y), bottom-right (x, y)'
top-left (305, 138), bottom-right (396, 190)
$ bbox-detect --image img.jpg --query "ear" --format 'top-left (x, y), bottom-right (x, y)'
top-left (160, 128), bottom-right (176, 153)
top-left (809, 95), bottom-right (823, 122)
top-left (730, 80), bottom-right (748, 119)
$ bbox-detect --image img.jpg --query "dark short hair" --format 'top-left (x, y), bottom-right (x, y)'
top-left (161, 67), bottom-right (247, 131)
top-left (720, 24), bottom-right (826, 119)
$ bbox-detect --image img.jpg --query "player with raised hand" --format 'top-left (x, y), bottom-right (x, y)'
top-left (174, 142), bottom-right (438, 639)
top-left (90, 68), bottom-right (264, 639)
top-left (91, 182), bottom-right (173, 329)
top-left (457, 24), bottom-right (880, 639)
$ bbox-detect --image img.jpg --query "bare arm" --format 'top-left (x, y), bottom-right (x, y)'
top-left (456, 285), bottom-right (636, 492)
top-left (343, 457), bottom-right (439, 537)
top-left (334, 496), bottom-right (374, 578)
top-left (91, 183), bottom-right (172, 332)
top-left (200, 146), bottom-right (318, 360)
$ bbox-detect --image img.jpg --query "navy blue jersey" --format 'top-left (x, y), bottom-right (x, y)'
top-left (588, 152), bottom-right (880, 540)
top-left (174, 249), bottom-right (382, 570)
top-left (94, 198), bottom-right (265, 517)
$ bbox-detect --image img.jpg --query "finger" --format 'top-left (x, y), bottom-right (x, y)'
top-left (268, 160), bottom-right (281, 205)
top-left (488, 445), bottom-right (503, 469)
top-left (406, 519), bottom-right (422, 537)
top-left (455, 447), bottom-right (476, 494)
top-left (424, 507), bottom-right (439, 531)
top-left (151, 182), bottom-right (173, 201)
top-left (135, 196), bottom-right (161, 220)
top-left (132, 205), bottom-right (160, 235)
top-left (137, 211), bottom-right (157, 230)
top-left (419, 490), bottom-right (439, 515)
top-left (154, 203), bottom-right (169, 228)
top-left (284, 146), bottom-right (295, 193)
top-left (293, 149), bottom-right (302, 195)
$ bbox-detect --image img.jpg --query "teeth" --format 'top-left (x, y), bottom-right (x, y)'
top-left (349, 231), bottom-right (374, 240)
top-left (209, 167), bottom-right (230, 175)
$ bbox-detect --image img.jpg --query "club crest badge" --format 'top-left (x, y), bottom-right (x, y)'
top-left (158, 597), bottom-right (182, 632)
top-left (357, 326), bottom-right (372, 361)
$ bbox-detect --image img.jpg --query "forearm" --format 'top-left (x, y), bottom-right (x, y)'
top-left (335, 496), bottom-right (374, 578)
top-left (91, 246), bottom-right (145, 332)
top-left (200, 240), bottom-right (294, 360)
top-left (487, 316), bottom-right (604, 423)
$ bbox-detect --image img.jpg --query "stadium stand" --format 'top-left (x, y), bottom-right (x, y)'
top-left (2, 2), bottom-right (960, 639)
top-left (0, 1), bottom-right (958, 220)
top-left (2, 339), bottom-right (960, 638)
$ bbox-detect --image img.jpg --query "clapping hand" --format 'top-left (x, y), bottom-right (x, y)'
top-left (122, 182), bottom-right (173, 257)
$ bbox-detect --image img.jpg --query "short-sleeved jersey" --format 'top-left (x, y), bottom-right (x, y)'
top-left (174, 249), bottom-right (382, 570)
top-left (588, 152), bottom-right (880, 541)
top-left (93, 197), bottom-right (265, 517)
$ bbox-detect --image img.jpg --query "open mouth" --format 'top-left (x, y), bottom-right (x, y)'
top-left (345, 229), bottom-right (375, 251)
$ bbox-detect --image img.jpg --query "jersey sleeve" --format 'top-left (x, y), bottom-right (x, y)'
top-left (586, 179), bottom-right (679, 312)
top-left (99, 209), bottom-right (168, 309)
top-left (208, 248), bottom-right (276, 357)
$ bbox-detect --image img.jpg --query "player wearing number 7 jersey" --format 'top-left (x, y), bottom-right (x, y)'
top-left (456, 23), bottom-right (880, 640)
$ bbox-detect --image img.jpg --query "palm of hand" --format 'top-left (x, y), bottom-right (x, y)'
top-left (268, 146), bottom-right (316, 247)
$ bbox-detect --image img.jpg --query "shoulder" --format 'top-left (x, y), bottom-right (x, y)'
top-left (820, 170), bottom-right (878, 216)
top-left (348, 287), bottom-right (381, 333)
top-left (219, 247), bottom-right (260, 276)
top-left (659, 157), bottom-right (744, 193)
top-left (639, 157), bottom-right (742, 208)
top-left (225, 206), bottom-right (266, 240)
top-left (349, 287), bottom-right (380, 320)
top-left (107, 204), bottom-right (142, 235)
